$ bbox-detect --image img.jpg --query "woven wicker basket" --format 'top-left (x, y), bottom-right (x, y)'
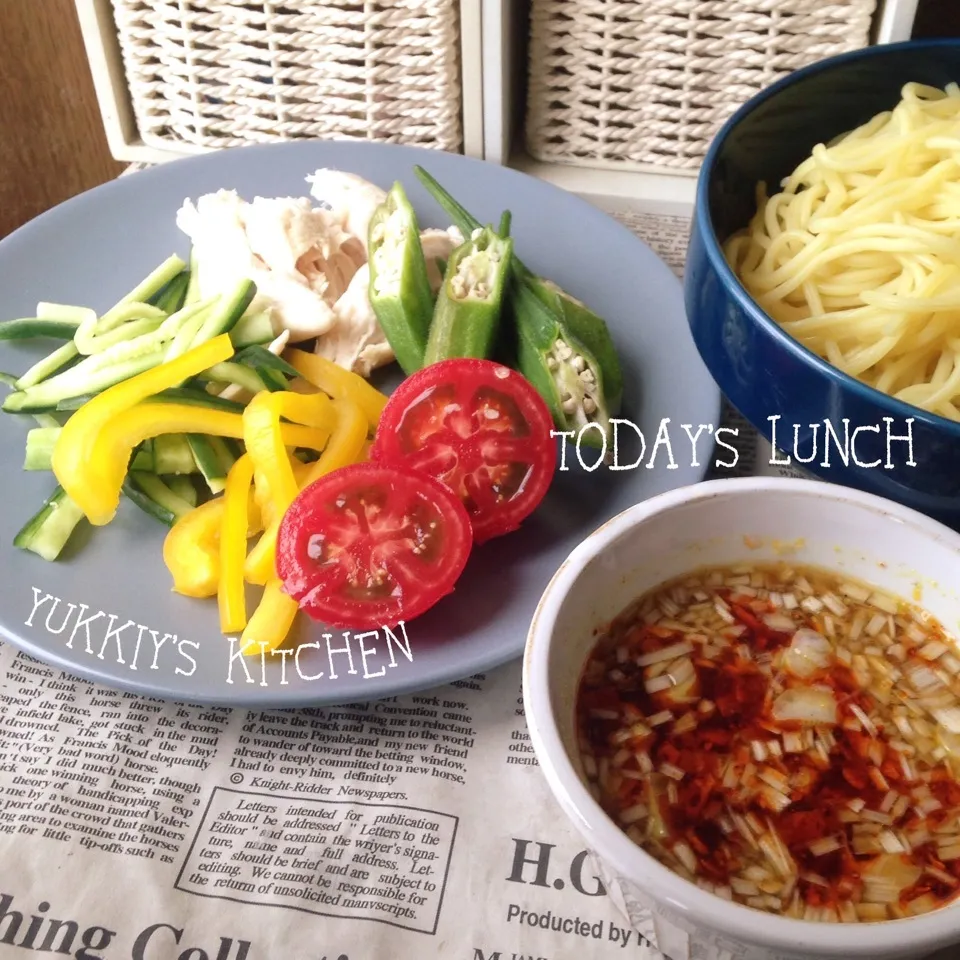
top-left (109, 0), bottom-right (463, 153)
top-left (525, 0), bottom-right (877, 171)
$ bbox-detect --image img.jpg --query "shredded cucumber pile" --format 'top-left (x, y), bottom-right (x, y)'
top-left (0, 253), bottom-right (302, 560)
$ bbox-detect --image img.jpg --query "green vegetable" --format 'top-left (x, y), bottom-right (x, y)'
top-left (14, 485), bottom-right (85, 561)
top-left (121, 255), bottom-right (187, 306)
top-left (498, 210), bottom-right (512, 237)
top-left (36, 303), bottom-right (95, 324)
top-left (185, 249), bottom-right (202, 305)
top-left (153, 434), bottom-right (197, 475)
top-left (151, 387), bottom-right (246, 413)
top-left (230, 311), bottom-right (275, 349)
top-left (202, 362), bottom-right (268, 395)
top-left (186, 434), bottom-right (228, 494)
top-left (414, 165), bottom-right (623, 442)
top-left (132, 440), bottom-right (154, 473)
top-left (424, 227), bottom-right (513, 364)
top-left (15, 341), bottom-right (79, 390)
top-left (153, 271), bottom-right (190, 315)
top-left (74, 304), bottom-right (165, 355)
top-left (122, 474), bottom-right (188, 527)
top-left (130, 473), bottom-right (194, 521)
top-left (528, 279), bottom-right (624, 415)
top-left (190, 279), bottom-right (257, 347)
top-left (165, 474), bottom-right (198, 507)
top-left (0, 318), bottom-right (82, 341)
top-left (235, 344), bottom-right (300, 379)
top-left (511, 278), bottom-right (613, 448)
top-left (3, 351), bottom-right (163, 412)
top-left (367, 182), bottom-right (434, 375)
top-left (164, 302), bottom-right (215, 361)
top-left (413, 166), bottom-right (479, 240)
top-left (24, 427), bottom-right (61, 471)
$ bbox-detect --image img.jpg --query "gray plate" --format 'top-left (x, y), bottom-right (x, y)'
top-left (0, 141), bottom-right (719, 706)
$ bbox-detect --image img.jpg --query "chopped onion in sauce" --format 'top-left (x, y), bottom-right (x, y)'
top-left (783, 628), bottom-right (833, 679)
top-left (772, 687), bottom-right (838, 726)
top-left (576, 561), bottom-right (960, 923)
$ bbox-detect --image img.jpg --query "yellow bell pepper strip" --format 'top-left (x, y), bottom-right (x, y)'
top-left (244, 396), bottom-right (368, 585)
top-left (53, 335), bottom-right (234, 524)
top-left (242, 391), bottom-right (337, 585)
top-left (64, 401), bottom-right (327, 528)
top-left (218, 454), bottom-right (255, 633)
top-left (302, 397), bottom-right (368, 487)
top-left (163, 485), bottom-right (263, 598)
top-left (285, 348), bottom-right (388, 429)
top-left (240, 579), bottom-right (299, 655)
top-left (243, 391), bottom-right (334, 508)
top-left (291, 460), bottom-right (313, 485)
top-left (162, 498), bottom-right (224, 598)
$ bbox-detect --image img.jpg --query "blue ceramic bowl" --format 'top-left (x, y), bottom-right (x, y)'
top-left (685, 39), bottom-right (960, 529)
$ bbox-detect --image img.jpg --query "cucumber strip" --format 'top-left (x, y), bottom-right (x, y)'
top-left (209, 435), bottom-right (240, 473)
top-left (32, 413), bottom-right (60, 428)
top-left (76, 316), bottom-right (165, 355)
top-left (230, 310), bottom-right (275, 348)
top-left (185, 249), bottom-right (201, 305)
top-left (54, 395), bottom-right (91, 412)
top-left (203, 361), bottom-right (267, 395)
top-left (24, 427), bottom-right (61, 470)
top-left (0, 318), bottom-right (82, 340)
top-left (131, 446), bottom-right (152, 472)
top-left (153, 434), bottom-right (197, 475)
top-left (187, 434), bottom-right (228, 494)
top-left (121, 477), bottom-right (175, 527)
top-left (79, 256), bottom-right (186, 354)
top-left (151, 387), bottom-right (246, 413)
top-left (36, 303), bottom-right (97, 324)
top-left (131, 439), bottom-right (154, 473)
top-left (0, 372), bottom-right (19, 388)
top-left (165, 304), bottom-right (213, 361)
top-left (15, 341), bottom-right (79, 390)
top-left (235, 345), bottom-right (300, 379)
top-left (257, 367), bottom-right (287, 392)
top-left (14, 485), bottom-right (86, 561)
top-left (4, 351), bottom-right (163, 412)
top-left (119, 255), bottom-right (188, 307)
top-left (129, 472), bottom-right (193, 522)
top-left (166, 474), bottom-right (198, 506)
top-left (74, 302), bottom-right (165, 355)
top-left (153, 272), bottom-right (190, 314)
top-left (191, 280), bottom-right (257, 347)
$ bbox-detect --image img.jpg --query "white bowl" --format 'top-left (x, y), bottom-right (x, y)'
top-left (522, 477), bottom-right (960, 960)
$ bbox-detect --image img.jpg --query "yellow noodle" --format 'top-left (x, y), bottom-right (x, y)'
top-left (724, 82), bottom-right (960, 420)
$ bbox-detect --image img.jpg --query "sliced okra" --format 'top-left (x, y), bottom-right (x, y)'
top-left (367, 181), bottom-right (434, 375)
top-left (527, 276), bottom-right (623, 416)
top-left (423, 226), bottom-right (513, 365)
top-left (512, 280), bottom-right (612, 449)
top-left (413, 166), bottom-right (624, 416)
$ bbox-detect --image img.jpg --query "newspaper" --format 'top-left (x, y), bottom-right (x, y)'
top-left (0, 197), bottom-right (947, 960)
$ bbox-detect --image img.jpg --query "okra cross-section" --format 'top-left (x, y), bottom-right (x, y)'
top-left (424, 226), bottom-right (513, 364)
top-left (367, 182), bottom-right (434, 375)
top-left (513, 280), bottom-right (614, 449)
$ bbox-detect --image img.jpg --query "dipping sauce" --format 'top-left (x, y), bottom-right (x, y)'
top-left (576, 563), bottom-right (960, 922)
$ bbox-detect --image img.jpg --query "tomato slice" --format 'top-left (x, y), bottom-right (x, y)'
top-left (276, 463), bottom-right (473, 630)
top-left (371, 359), bottom-right (557, 543)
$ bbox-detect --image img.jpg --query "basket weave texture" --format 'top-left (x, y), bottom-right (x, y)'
top-left (526, 0), bottom-right (877, 170)
top-left (110, 0), bottom-right (463, 152)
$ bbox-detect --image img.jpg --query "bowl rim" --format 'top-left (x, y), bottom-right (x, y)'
top-left (523, 476), bottom-right (960, 955)
top-left (694, 37), bottom-right (960, 441)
